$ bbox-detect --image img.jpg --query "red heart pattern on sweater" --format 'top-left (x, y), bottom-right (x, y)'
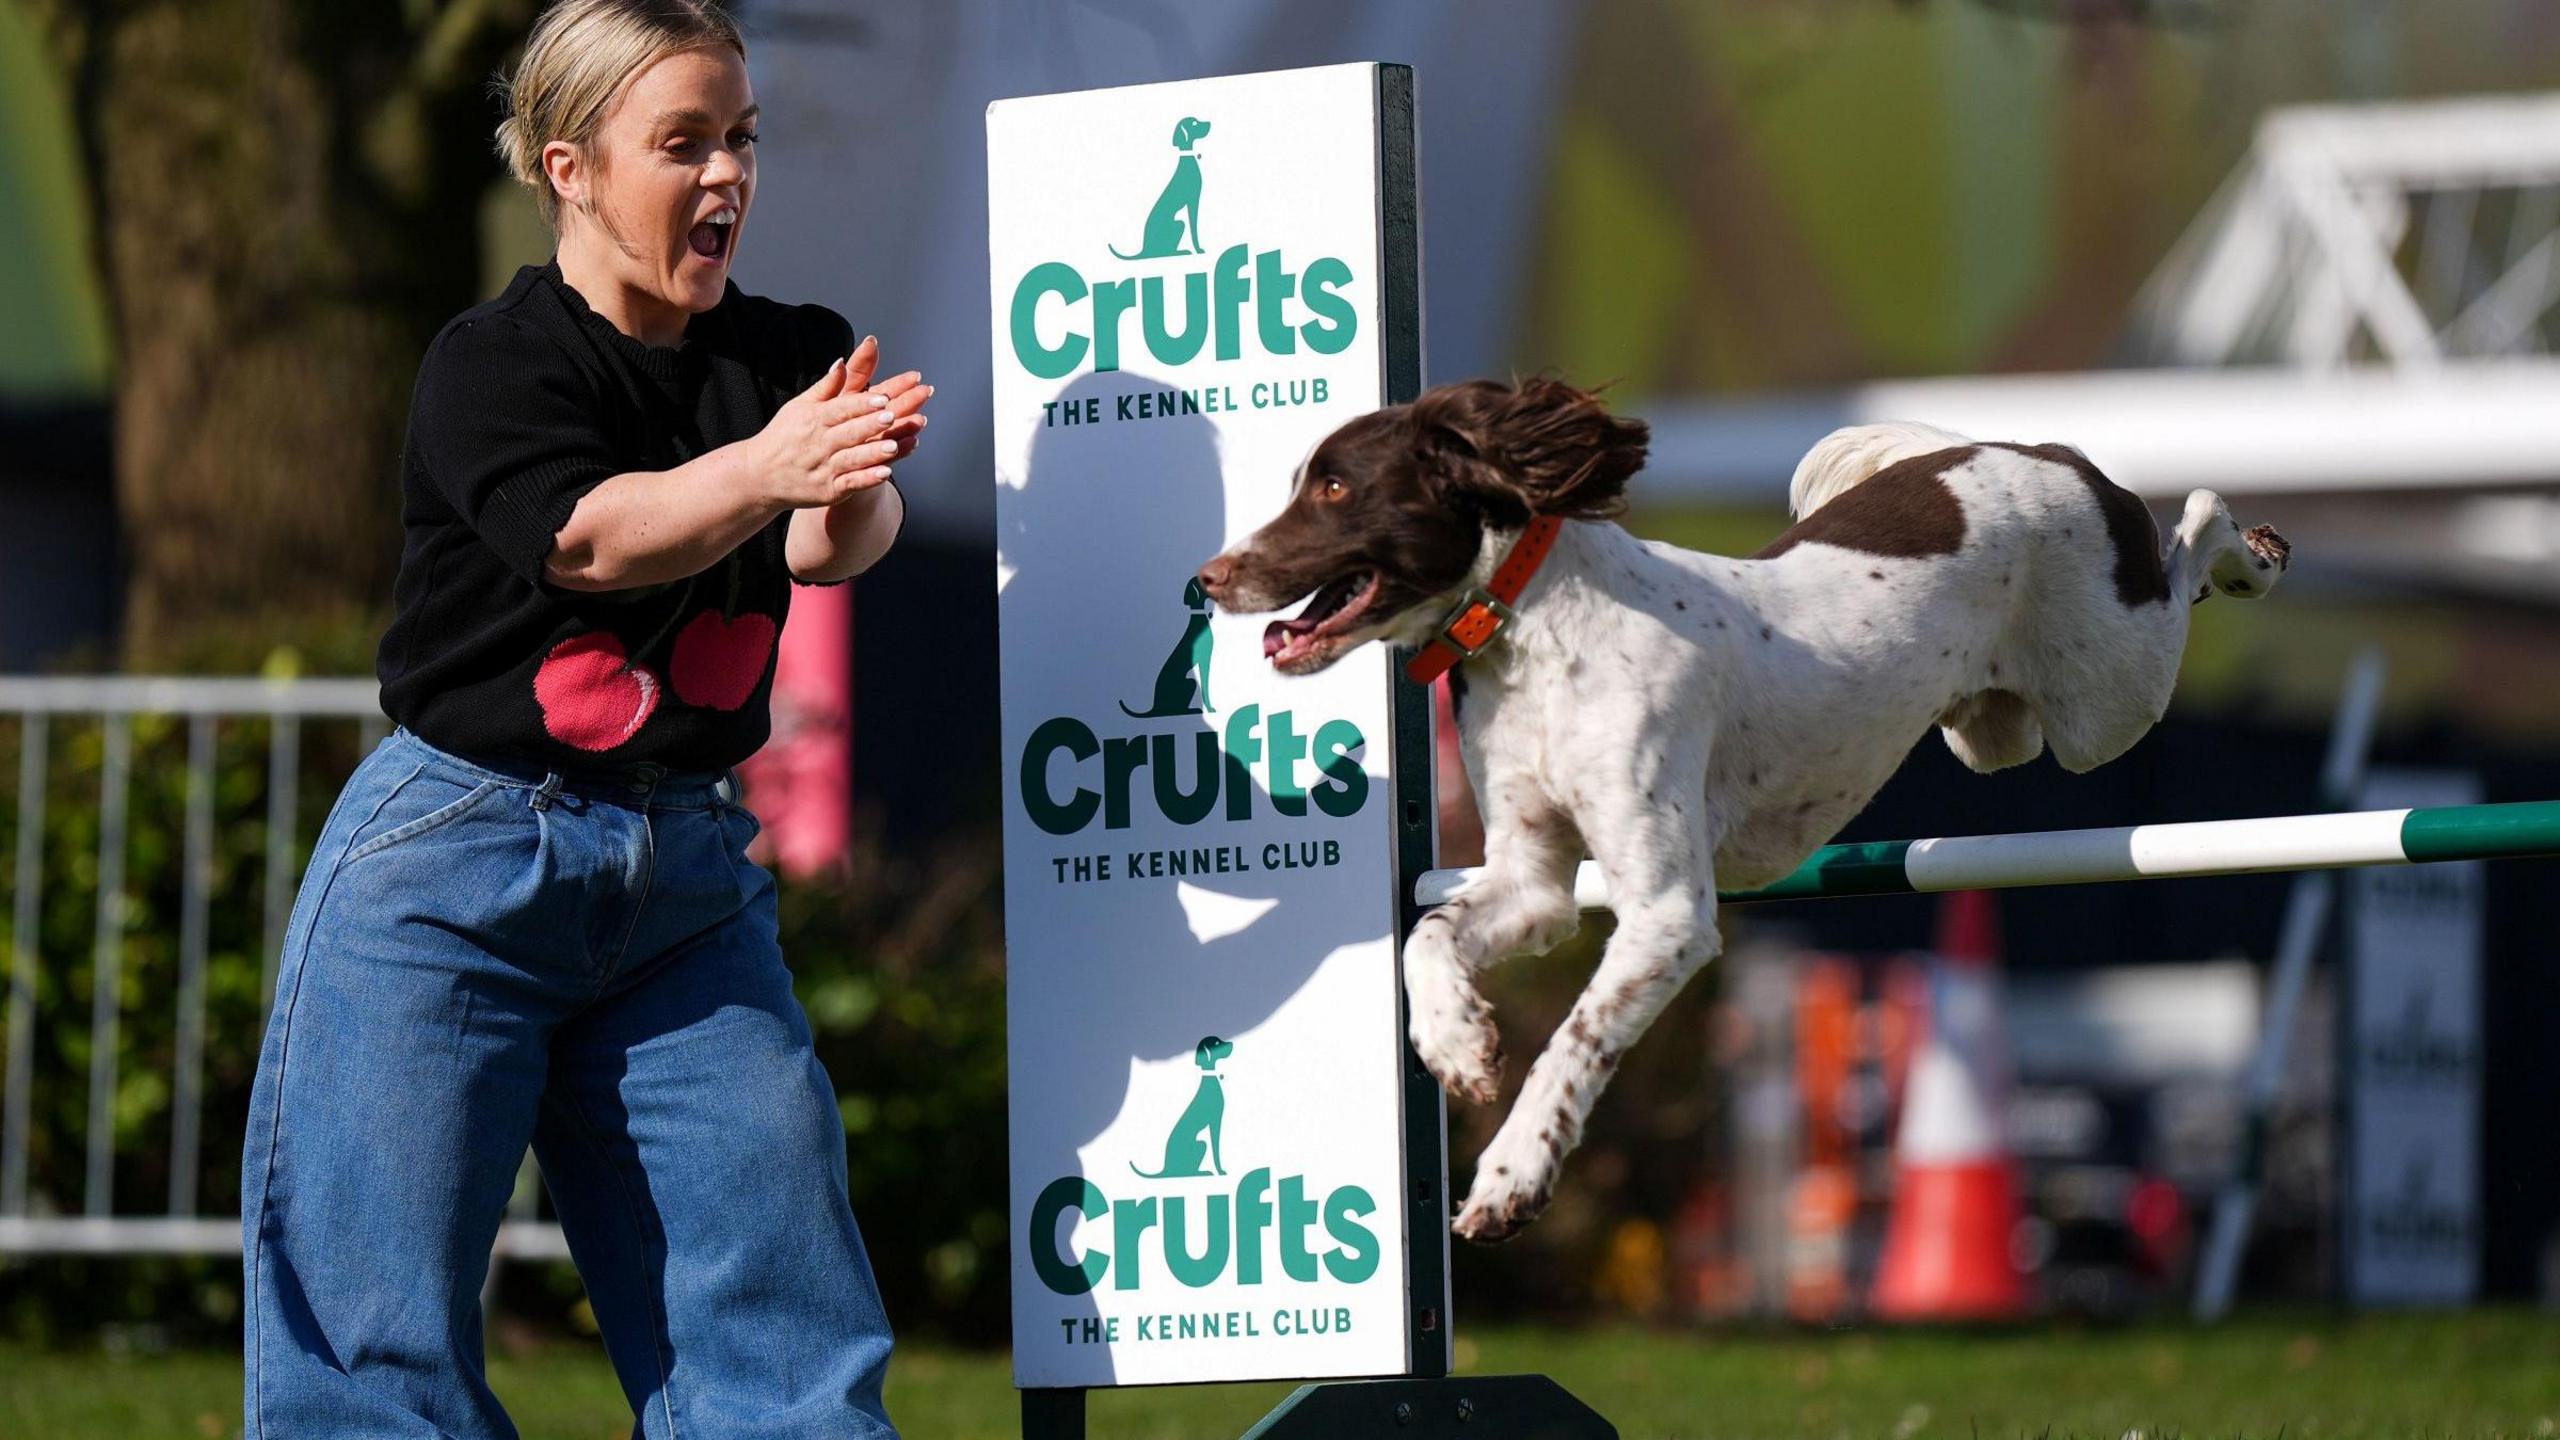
top-left (533, 632), bottom-right (661, 751)
top-left (670, 609), bottom-right (778, 711)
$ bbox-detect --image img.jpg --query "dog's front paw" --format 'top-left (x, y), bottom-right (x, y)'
top-left (1452, 1153), bottom-right (1554, 1244)
top-left (1406, 927), bottom-right (1503, 1106)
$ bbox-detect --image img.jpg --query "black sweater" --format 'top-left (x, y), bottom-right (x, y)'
top-left (376, 261), bottom-right (867, 775)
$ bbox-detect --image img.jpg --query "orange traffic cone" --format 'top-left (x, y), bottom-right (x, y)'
top-left (1869, 889), bottom-right (2029, 1320)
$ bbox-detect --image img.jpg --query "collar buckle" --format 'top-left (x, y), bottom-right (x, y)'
top-left (1438, 586), bottom-right (1517, 659)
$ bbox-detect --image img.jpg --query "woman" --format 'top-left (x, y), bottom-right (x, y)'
top-left (239, 2), bottom-right (925, 1434)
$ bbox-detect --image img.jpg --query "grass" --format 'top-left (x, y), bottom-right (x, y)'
top-left (5, 1311), bottom-right (2555, 1439)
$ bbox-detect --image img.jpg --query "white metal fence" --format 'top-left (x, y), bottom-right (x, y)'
top-left (0, 675), bottom-right (566, 1262)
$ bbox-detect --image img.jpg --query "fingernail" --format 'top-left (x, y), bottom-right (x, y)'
top-left (863, 334), bottom-right (877, 347)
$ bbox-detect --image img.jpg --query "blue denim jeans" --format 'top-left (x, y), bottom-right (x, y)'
top-left (241, 727), bottom-right (895, 1438)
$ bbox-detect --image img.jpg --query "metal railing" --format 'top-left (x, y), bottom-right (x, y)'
top-left (0, 675), bottom-right (566, 1262)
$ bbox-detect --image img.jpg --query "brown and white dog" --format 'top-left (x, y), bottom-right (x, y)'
top-left (1196, 376), bottom-right (2289, 1242)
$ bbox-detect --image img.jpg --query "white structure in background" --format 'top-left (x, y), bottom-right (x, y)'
top-left (1648, 93), bottom-right (2560, 596)
top-left (2129, 93), bottom-right (2560, 369)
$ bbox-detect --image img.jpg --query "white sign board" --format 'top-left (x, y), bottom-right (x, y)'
top-left (989, 64), bottom-right (1436, 1389)
top-left (2346, 768), bottom-right (2484, 1305)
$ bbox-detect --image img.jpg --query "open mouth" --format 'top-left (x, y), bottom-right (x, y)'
top-left (1262, 572), bottom-right (1381, 668)
top-left (687, 208), bottom-right (736, 263)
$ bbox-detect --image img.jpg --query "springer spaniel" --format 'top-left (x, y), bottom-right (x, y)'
top-left (1196, 377), bottom-right (2288, 1242)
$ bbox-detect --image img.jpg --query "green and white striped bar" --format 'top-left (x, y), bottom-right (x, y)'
top-left (1411, 801), bottom-right (2560, 910)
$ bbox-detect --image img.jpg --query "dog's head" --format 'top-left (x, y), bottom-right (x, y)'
top-left (1194, 1035), bottom-right (1233, 1070)
top-left (1172, 117), bottom-right (1211, 150)
top-left (1197, 376), bottom-right (1648, 675)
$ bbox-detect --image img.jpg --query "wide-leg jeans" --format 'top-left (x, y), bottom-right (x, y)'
top-left (241, 726), bottom-right (895, 1438)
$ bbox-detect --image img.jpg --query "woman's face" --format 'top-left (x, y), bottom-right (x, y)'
top-left (558, 45), bottom-right (758, 325)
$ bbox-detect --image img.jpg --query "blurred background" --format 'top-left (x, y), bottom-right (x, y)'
top-left (4, 0), bottom-right (2559, 1433)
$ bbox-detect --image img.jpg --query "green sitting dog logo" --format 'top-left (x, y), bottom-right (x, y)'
top-left (1121, 576), bottom-right (1215, 718)
top-left (1111, 116), bottom-right (1212, 260)
top-left (1130, 1035), bottom-right (1234, 1179)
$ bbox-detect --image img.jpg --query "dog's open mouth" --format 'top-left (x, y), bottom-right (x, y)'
top-left (1263, 572), bottom-right (1380, 668)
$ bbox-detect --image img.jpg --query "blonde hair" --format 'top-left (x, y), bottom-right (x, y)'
top-left (494, 0), bottom-right (746, 231)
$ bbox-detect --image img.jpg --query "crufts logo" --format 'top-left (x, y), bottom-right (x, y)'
top-left (1122, 577), bottom-right (1216, 720)
top-left (1029, 1037), bottom-right (1379, 1295)
top-left (1019, 576), bottom-right (1367, 836)
top-left (1007, 113), bottom-right (1358, 379)
top-left (1112, 116), bottom-right (1212, 260)
top-left (1130, 1036), bottom-right (1234, 1178)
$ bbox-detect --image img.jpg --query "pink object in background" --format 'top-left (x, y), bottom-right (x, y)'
top-left (1433, 674), bottom-right (1484, 867)
top-left (735, 583), bottom-right (853, 878)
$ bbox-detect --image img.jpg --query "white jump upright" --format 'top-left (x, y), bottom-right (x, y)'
top-left (991, 63), bottom-right (1617, 1440)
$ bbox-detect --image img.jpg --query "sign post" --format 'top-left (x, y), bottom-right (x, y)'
top-left (2343, 769), bottom-right (2485, 1305)
top-left (988, 62), bottom-right (1610, 1439)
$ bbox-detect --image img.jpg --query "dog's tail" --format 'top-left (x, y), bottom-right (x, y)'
top-left (1789, 421), bottom-right (1973, 518)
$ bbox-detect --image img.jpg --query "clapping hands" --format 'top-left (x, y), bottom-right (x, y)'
top-left (757, 334), bottom-right (934, 509)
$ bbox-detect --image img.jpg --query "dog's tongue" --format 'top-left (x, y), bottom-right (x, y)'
top-left (688, 222), bottom-right (720, 258)
top-left (1263, 617), bottom-right (1319, 660)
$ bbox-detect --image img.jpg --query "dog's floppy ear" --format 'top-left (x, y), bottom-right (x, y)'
top-left (1412, 375), bottom-right (1648, 525)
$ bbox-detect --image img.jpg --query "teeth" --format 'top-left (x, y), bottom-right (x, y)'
top-left (706, 210), bottom-right (736, 226)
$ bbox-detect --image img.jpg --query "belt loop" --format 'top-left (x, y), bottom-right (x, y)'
top-left (717, 768), bottom-right (741, 809)
top-left (528, 772), bottom-right (566, 811)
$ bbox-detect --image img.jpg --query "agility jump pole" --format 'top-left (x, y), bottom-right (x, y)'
top-left (1412, 800), bottom-right (2560, 911)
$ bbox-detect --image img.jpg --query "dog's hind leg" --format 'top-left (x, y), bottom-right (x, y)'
top-left (1453, 764), bottom-right (1716, 1243)
top-left (1406, 779), bottom-right (1583, 1108)
top-left (2168, 489), bottom-right (2290, 604)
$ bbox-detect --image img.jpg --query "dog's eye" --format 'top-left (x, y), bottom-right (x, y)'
top-left (1319, 477), bottom-right (1347, 501)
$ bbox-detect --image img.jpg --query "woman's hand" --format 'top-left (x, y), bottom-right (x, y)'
top-left (753, 338), bottom-right (918, 508)
top-left (838, 334), bottom-right (933, 489)
top-left (779, 336), bottom-right (932, 583)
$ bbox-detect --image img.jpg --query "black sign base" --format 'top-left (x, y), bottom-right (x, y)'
top-left (1242, 1376), bottom-right (1618, 1439)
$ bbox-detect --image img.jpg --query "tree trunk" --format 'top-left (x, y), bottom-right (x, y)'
top-left (25, 0), bottom-right (532, 672)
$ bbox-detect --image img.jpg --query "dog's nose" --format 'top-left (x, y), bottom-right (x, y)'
top-left (1197, 554), bottom-right (1234, 596)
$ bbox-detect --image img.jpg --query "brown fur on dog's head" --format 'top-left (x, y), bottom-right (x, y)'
top-left (1198, 375), bottom-right (1649, 674)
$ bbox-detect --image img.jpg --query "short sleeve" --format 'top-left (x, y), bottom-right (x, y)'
top-left (406, 315), bottom-right (620, 588)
